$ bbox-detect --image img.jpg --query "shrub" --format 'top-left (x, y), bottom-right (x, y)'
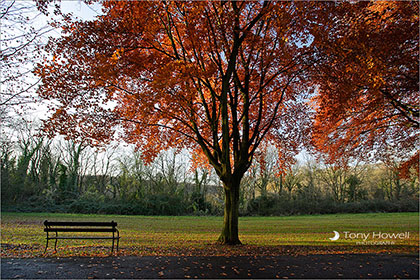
top-left (246, 195), bottom-right (419, 216)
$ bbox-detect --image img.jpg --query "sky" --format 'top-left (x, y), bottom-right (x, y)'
top-left (60, 0), bottom-right (102, 21)
top-left (1, 0), bottom-right (103, 119)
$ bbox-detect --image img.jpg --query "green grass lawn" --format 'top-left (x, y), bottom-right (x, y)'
top-left (1, 212), bottom-right (418, 258)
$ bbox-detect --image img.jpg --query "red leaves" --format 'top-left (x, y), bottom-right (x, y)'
top-left (36, 1), bottom-right (313, 175)
top-left (309, 1), bottom-right (419, 165)
top-left (397, 152), bottom-right (419, 179)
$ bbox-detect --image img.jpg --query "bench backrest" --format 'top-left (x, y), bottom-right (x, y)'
top-left (44, 220), bottom-right (118, 232)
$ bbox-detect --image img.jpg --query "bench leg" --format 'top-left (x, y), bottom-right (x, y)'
top-left (54, 232), bottom-right (58, 252)
top-left (44, 234), bottom-right (49, 254)
top-left (116, 230), bottom-right (120, 253)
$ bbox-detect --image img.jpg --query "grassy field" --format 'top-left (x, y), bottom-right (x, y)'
top-left (1, 212), bottom-right (418, 258)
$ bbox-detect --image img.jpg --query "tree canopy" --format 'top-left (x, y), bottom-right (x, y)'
top-left (309, 1), bottom-right (419, 170)
top-left (36, 0), bottom-right (419, 244)
top-left (37, 0), bottom-right (317, 244)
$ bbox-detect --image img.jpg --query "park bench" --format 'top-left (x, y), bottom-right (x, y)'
top-left (43, 220), bottom-right (120, 254)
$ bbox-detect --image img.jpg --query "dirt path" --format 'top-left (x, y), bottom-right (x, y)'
top-left (1, 254), bottom-right (418, 279)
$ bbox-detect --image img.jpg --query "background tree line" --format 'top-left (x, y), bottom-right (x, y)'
top-left (2, 119), bottom-right (418, 216)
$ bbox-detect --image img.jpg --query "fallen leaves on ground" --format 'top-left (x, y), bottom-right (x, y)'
top-left (1, 243), bottom-right (418, 259)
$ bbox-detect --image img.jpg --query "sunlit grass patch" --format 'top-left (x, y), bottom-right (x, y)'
top-left (1, 212), bottom-right (418, 258)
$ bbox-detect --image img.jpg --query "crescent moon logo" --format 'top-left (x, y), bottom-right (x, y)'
top-left (329, 231), bottom-right (340, 241)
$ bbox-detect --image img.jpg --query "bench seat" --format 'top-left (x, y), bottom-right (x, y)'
top-left (43, 220), bottom-right (120, 254)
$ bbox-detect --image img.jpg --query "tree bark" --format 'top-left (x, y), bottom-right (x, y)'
top-left (218, 178), bottom-right (242, 245)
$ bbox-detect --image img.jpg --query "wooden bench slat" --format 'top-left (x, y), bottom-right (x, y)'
top-left (47, 237), bottom-right (120, 240)
top-left (44, 228), bottom-right (117, 233)
top-left (44, 221), bottom-right (117, 227)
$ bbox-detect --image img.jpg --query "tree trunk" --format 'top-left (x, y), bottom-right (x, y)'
top-left (218, 179), bottom-right (242, 245)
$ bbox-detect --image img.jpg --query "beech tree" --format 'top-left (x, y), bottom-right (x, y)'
top-left (309, 1), bottom-right (419, 171)
top-left (36, 1), bottom-right (313, 244)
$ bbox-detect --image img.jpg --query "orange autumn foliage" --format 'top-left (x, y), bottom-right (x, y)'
top-left (308, 1), bottom-right (419, 174)
top-left (36, 1), bottom-right (313, 177)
